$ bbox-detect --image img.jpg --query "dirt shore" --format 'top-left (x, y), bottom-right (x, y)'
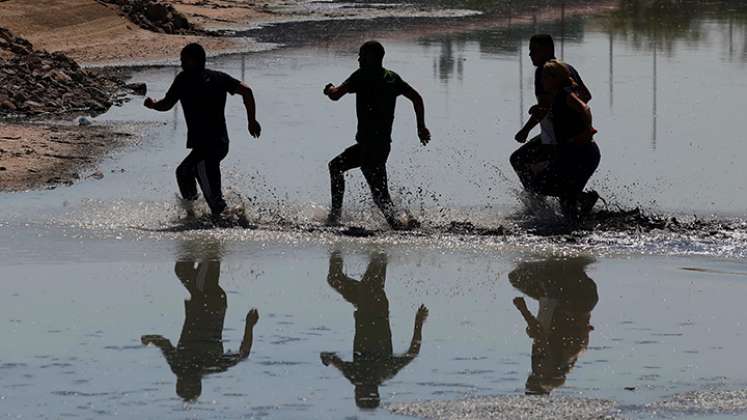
top-left (0, 0), bottom-right (258, 66)
top-left (0, 122), bottom-right (138, 192)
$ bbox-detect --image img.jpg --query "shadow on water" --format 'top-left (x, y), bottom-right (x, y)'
top-left (320, 251), bottom-right (428, 409)
top-left (509, 256), bottom-right (598, 395)
top-left (141, 240), bottom-right (259, 401)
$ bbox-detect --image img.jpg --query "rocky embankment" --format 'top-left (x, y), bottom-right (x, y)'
top-left (0, 26), bottom-right (142, 191)
top-left (0, 27), bottom-right (136, 118)
top-left (99, 0), bottom-right (204, 34)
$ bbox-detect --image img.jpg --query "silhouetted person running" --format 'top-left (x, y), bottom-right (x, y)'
top-left (509, 256), bottom-right (598, 395)
top-left (321, 251), bottom-right (428, 408)
top-left (511, 34), bottom-right (599, 218)
top-left (144, 43), bottom-right (261, 219)
top-left (323, 40), bottom-right (431, 230)
top-left (530, 60), bottom-right (600, 218)
top-left (141, 245), bottom-right (259, 401)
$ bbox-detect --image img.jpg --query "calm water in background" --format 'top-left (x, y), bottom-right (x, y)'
top-left (2, 1), bottom-right (747, 418)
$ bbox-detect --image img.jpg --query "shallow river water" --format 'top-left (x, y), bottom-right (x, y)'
top-left (2, 1), bottom-right (747, 419)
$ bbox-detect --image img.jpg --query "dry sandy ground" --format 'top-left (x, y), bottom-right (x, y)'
top-left (0, 123), bottom-right (136, 192)
top-left (0, 0), bottom-right (256, 66)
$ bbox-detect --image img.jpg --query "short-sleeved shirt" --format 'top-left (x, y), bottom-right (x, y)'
top-left (535, 61), bottom-right (589, 145)
top-left (344, 68), bottom-right (412, 144)
top-left (165, 69), bottom-right (241, 149)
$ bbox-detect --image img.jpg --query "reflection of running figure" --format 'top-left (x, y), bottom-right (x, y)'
top-left (323, 40), bottom-right (431, 230)
top-left (321, 252), bottom-right (429, 408)
top-left (509, 257), bottom-right (598, 395)
top-left (141, 255), bottom-right (259, 401)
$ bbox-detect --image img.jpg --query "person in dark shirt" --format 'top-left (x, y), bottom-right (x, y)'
top-left (141, 243), bottom-right (259, 401)
top-left (321, 251), bottom-right (429, 408)
top-left (510, 35), bottom-right (599, 218)
top-left (509, 257), bottom-right (598, 395)
top-left (323, 41), bottom-right (431, 230)
top-left (144, 43), bottom-right (262, 219)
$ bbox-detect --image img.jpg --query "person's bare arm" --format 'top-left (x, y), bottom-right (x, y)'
top-left (382, 305), bottom-right (429, 378)
top-left (576, 83), bottom-right (592, 103)
top-left (141, 334), bottom-right (177, 363)
top-left (144, 96), bottom-right (178, 112)
top-left (513, 297), bottom-right (544, 339)
top-left (402, 87), bottom-right (431, 145)
top-left (323, 81), bottom-right (353, 101)
top-left (236, 83), bottom-right (261, 138)
top-left (406, 305), bottom-right (429, 356)
top-left (566, 92), bottom-right (596, 144)
top-left (326, 251), bottom-right (361, 305)
top-left (239, 308), bottom-right (259, 359)
top-left (320, 352), bottom-right (346, 371)
top-left (515, 93), bottom-right (552, 143)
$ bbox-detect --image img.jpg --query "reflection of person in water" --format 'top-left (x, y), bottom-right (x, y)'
top-left (320, 252), bottom-right (429, 408)
top-left (141, 245), bottom-right (259, 401)
top-left (509, 256), bottom-right (598, 395)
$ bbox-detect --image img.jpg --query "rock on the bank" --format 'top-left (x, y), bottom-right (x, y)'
top-left (0, 27), bottom-right (124, 118)
top-left (99, 0), bottom-right (201, 35)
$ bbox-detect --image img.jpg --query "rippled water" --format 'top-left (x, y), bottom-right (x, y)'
top-left (2, 1), bottom-right (747, 419)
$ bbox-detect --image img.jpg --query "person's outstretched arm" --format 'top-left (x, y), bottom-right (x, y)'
top-left (238, 308), bottom-right (259, 360)
top-left (327, 251), bottom-right (360, 305)
top-left (143, 96), bottom-right (178, 112)
top-left (321, 352), bottom-right (349, 372)
top-left (566, 92), bottom-right (596, 144)
top-left (144, 75), bottom-right (181, 112)
top-left (385, 304), bottom-right (429, 378)
top-left (402, 87), bottom-right (431, 145)
top-left (406, 304), bottom-right (429, 356)
top-left (141, 335), bottom-right (177, 365)
top-left (235, 83), bottom-right (261, 138)
top-left (512, 297), bottom-right (544, 339)
top-left (323, 81), bottom-right (353, 101)
top-left (218, 309), bottom-right (260, 369)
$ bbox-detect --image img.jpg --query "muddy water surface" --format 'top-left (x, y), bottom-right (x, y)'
top-left (2, 2), bottom-right (747, 419)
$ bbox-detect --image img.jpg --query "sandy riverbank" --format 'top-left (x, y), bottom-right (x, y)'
top-left (0, 0), bottom-right (261, 67)
top-left (0, 122), bottom-right (137, 192)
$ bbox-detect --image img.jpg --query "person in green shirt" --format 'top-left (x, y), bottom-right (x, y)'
top-left (323, 40), bottom-right (431, 230)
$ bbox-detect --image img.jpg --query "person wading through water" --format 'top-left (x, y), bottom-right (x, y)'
top-left (323, 40), bottom-right (431, 230)
top-left (511, 34), bottom-right (600, 219)
top-left (144, 43), bottom-right (262, 220)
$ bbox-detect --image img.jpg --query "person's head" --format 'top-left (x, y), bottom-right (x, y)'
top-left (180, 43), bottom-right (206, 73)
top-left (541, 59), bottom-right (573, 93)
top-left (358, 40), bottom-right (385, 70)
top-left (176, 374), bottom-right (202, 401)
top-left (354, 384), bottom-right (381, 409)
top-left (529, 34), bottom-right (555, 66)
